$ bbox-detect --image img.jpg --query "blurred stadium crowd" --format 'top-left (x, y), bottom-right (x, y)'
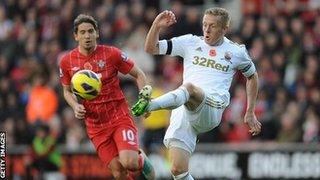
top-left (0, 0), bottom-right (320, 155)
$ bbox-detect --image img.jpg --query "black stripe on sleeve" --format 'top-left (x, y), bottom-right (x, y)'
top-left (166, 40), bottom-right (172, 55)
top-left (240, 64), bottom-right (252, 73)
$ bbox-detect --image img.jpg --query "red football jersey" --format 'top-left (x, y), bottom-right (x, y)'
top-left (59, 45), bottom-right (134, 129)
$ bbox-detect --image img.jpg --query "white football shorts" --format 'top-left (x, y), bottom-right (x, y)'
top-left (163, 92), bottom-right (225, 154)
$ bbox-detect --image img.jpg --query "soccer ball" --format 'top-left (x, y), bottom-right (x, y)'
top-left (71, 69), bottom-right (102, 100)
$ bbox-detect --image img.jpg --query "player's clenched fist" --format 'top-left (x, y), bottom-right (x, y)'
top-left (153, 10), bottom-right (177, 28)
top-left (244, 112), bottom-right (262, 136)
top-left (73, 103), bottom-right (86, 119)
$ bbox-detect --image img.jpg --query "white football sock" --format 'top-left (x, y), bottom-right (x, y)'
top-left (172, 171), bottom-right (194, 180)
top-left (147, 86), bottom-right (190, 111)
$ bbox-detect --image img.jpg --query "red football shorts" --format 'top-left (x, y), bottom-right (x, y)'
top-left (90, 116), bottom-right (139, 166)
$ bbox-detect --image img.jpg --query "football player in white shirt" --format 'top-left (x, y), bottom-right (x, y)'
top-left (132, 7), bottom-right (261, 180)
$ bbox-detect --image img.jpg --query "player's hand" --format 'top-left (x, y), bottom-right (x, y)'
top-left (153, 10), bottom-right (177, 28)
top-left (73, 103), bottom-right (86, 119)
top-left (244, 111), bottom-right (261, 136)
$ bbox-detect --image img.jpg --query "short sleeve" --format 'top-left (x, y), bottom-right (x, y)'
top-left (111, 47), bottom-right (134, 74)
top-left (158, 34), bottom-right (193, 57)
top-left (59, 56), bottom-right (71, 86)
top-left (236, 46), bottom-right (256, 77)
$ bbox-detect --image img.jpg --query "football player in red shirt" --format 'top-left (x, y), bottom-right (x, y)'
top-left (59, 14), bottom-right (155, 180)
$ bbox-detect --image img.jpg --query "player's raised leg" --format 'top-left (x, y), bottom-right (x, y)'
top-left (131, 85), bottom-right (153, 116)
top-left (132, 83), bottom-right (205, 116)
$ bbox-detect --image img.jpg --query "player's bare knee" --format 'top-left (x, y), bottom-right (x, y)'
top-left (183, 83), bottom-right (196, 95)
top-left (108, 164), bottom-right (127, 180)
top-left (120, 156), bottom-right (139, 170)
top-left (171, 164), bottom-right (187, 176)
top-left (183, 83), bottom-right (203, 98)
top-left (111, 170), bottom-right (127, 180)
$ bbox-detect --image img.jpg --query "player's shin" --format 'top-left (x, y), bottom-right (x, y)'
top-left (148, 86), bottom-right (190, 111)
top-left (138, 150), bottom-right (155, 180)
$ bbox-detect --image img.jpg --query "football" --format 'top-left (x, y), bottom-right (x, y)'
top-left (71, 69), bottom-right (102, 100)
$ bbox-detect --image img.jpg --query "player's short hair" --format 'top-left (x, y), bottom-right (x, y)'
top-left (204, 7), bottom-right (230, 28)
top-left (73, 14), bottom-right (98, 34)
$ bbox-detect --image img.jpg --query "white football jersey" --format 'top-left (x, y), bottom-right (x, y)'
top-left (158, 34), bottom-right (256, 106)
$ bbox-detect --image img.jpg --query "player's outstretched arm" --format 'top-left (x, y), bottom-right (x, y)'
top-left (145, 10), bottom-right (177, 54)
top-left (62, 85), bottom-right (86, 119)
top-left (243, 72), bottom-right (261, 136)
top-left (129, 64), bottom-right (152, 118)
top-left (128, 64), bottom-right (148, 91)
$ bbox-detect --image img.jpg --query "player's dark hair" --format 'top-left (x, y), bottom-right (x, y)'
top-left (73, 14), bottom-right (98, 34)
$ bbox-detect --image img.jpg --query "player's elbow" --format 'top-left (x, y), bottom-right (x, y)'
top-left (137, 70), bottom-right (147, 82)
top-left (144, 45), bottom-right (157, 55)
top-left (144, 45), bottom-right (152, 54)
top-left (62, 88), bottom-right (69, 98)
top-left (62, 86), bottom-right (73, 101)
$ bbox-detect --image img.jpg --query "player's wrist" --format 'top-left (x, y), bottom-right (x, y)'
top-left (246, 105), bottom-right (255, 112)
top-left (152, 21), bottom-right (162, 29)
top-left (245, 109), bottom-right (255, 115)
top-left (70, 102), bottom-right (80, 110)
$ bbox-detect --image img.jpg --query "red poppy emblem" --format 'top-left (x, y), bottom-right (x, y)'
top-left (84, 62), bottom-right (93, 70)
top-left (209, 49), bottom-right (216, 57)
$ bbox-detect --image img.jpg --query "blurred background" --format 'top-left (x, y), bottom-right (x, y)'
top-left (1, 0), bottom-right (320, 179)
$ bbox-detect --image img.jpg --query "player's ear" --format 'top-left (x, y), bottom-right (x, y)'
top-left (96, 30), bottom-right (99, 39)
top-left (74, 32), bottom-right (79, 41)
top-left (223, 24), bottom-right (229, 33)
top-left (223, 20), bottom-right (230, 32)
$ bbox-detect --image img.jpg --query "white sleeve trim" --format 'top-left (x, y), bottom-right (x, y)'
top-left (241, 62), bottom-right (256, 77)
top-left (158, 40), bottom-right (167, 55)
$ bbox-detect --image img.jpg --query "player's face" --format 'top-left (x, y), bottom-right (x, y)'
top-left (74, 22), bottom-right (99, 52)
top-left (202, 14), bottom-right (227, 45)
